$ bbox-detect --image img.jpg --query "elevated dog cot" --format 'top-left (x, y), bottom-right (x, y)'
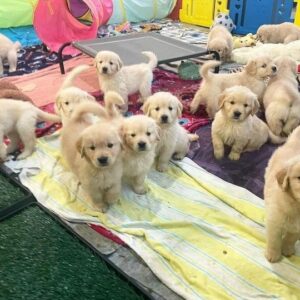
top-left (179, 0), bottom-right (228, 27)
top-left (229, 0), bottom-right (294, 34)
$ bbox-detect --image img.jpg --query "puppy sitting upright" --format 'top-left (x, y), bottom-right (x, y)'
top-left (122, 115), bottom-right (159, 194)
top-left (94, 50), bottom-right (157, 111)
top-left (190, 55), bottom-right (277, 118)
top-left (264, 126), bottom-right (300, 263)
top-left (263, 56), bottom-right (300, 136)
top-left (143, 92), bottom-right (198, 172)
top-left (212, 86), bottom-right (285, 161)
top-left (207, 25), bottom-right (233, 61)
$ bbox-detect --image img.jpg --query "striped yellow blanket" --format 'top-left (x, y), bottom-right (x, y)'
top-left (7, 133), bottom-right (300, 299)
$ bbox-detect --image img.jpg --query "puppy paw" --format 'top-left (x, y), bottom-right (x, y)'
top-left (133, 185), bottom-right (147, 195)
top-left (100, 203), bottom-right (109, 213)
top-left (172, 153), bottom-right (185, 160)
top-left (214, 151), bottom-right (224, 160)
top-left (229, 152), bottom-right (240, 161)
top-left (282, 245), bottom-right (295, 257)
top-left (157, 163), bottom-right (168, 172)
top-left (265, 250), bottom-right (281, 263)
top-left (189, 102), bottom-right (199, 114)
top-left (16, 151), bottom-right (32, 160)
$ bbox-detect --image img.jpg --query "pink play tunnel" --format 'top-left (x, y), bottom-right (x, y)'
top-left (34, 0), bottom-right (113, 55)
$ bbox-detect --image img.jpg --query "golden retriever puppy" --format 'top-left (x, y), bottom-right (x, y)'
top-left (212, 86), bottom-right (285, 161)
top-left (207, 25), bottom-right (233, 61)
top-left (143, 92), bottom-right (199, 172)
top-left (257, 22), bottom-right (300, 44)
top-left (264, 126), bottom-right (300, 263)
top-left (0, 34), bottom-right (21, 74)
top-left (190, 56), bottom-right (277, 118)
top-left (61, 102), bottom-right (123, 212)
top-left (55, 65), bottom-right (96, 125)
top-left (0, 99), bottom-right (60, 161)
top-left (264, 56), bottom-right (300, 137)
top-left (94, 50), bottom-right (157, 111)
top-left (122, 115), bottom-right (159, 194)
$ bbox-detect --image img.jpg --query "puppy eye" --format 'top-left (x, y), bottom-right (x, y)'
top-left (262, 64), bottom-right (266, 68)
top-left (90, 145), bottom-right (95, 151)
top-left (244, 104), bottom-right (248, 107)
top-left (131, 133), bottom-right (136, 137)
top-left (99, 61), bottom-right (103, 64)
top-left (230, 101), bottom-right (235, 105)
top-left (146, 132), bottom-right (151, 136)
top-left (155, 107), bottom-right (160, 111)
top-left (168, 106), bottom-right (173, 111)
top-left (65, 101), bottom-right (69, 105)
top-left (109, 61), bottom-right (113, 65)
top-left (107, 143), bottom-right (113, 148)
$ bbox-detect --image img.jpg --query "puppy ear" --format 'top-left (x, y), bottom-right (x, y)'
top-left (276, 167), bottom-right (289, 191)
top-left (117, 58), bottom-right (123, 71)
top-left (218, 92), bottom-right (227, 109)
top-left (251, 97), bottom-right (260, 115)
top-left (76, 137), bottom-right (85, 158)
top-left (245, 59), bottom-right (257, 76)
top-left (142, 100), bottom-right (151, 116)
top-left (176, 99), bottom-right (183, 118)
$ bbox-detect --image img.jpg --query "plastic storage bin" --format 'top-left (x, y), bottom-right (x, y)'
top-left (179, 0), bottom-right (228, 27)
top-left (229, 0), bottom-right (294, 34)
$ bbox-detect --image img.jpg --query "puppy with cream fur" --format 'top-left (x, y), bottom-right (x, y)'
top-left (143, 92), bottom-right (198, 172)
top-left (0, 34), bottom-right (20, 75)
top-left (264, 126), bottom-right (300, 263)
top-left (122, 115), bottom-right (159, 194)
top-left (0, 99), bottom-right (60, 161)
top-left (94, 50), bottom-right (157, 111)
top-left (257, 22), bottom-right (300, 44)
top-left (212, 86), bottom-right (285, 161)
top-left (190, 56), bottom-right (277, 118)
top-left (61, 101), bottom-right (123, 212)
top-left (55, 65), bottom-right (96, 125)
top-left (207, 25), bottom-right (233, 61)
top-left (263, 56), bottom-right (300, 136)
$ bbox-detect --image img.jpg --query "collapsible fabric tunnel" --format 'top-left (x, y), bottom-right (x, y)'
top-left (33, 0), bottom-right (113, 55)
top-left (108, 0), bottom-right (177, 24)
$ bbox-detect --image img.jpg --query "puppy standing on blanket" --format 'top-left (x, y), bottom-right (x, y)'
top-left (264, 126), bottom-right (300, 263)
top-left (207, 25), bottom-right (233, 61)
top-left (122, 115), bottom-right (160, 194)
top-left (94, 50), bottom-right (157, 111)
top-left (212, 86), bottom-right (285, 161)
top-left (263, 56), bottom-right (300, 136)
top-left (61, 101), bottom-right (123, 212)
top-left (142, 92), bottom-right (198, 172)
top-left (0, 34), bottom-right (21, 75)
top-left (0, 99), bottom-right (60, 161)
top-left (190, 56), bottom-right (277, 118)
top-left (55, 65), bottom-right (96, 125)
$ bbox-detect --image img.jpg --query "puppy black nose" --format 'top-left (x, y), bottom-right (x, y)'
top-left (98, 156), bottom-right (108, 165)
top-left (102, 67), bottom-right (108, 73)
top-left (272, 66), bottom-right (277, 72)
top-left (138, 141), bottom-right (146, 150)
top-left (234, 111), bottom-right (241, 118)
top-left (161, 115), bottom-right (168, 123)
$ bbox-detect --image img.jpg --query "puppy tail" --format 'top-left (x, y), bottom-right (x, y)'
top-left (142, 51), bottom-right (158, 70)
top-left (200, 60), bottom-right (221, 81)
top-left (60, 64), bottom-right (90, 90)
top-left (104, 91), bottom-right (125, 117)
top-left (35, 108), bottom-right (61, 123)
top-left (188, 133), bottom-right (199, 142)
top-left (72, 102), bottom-right (108, 122)
top-left (268, 130), bottom-right (287, 144)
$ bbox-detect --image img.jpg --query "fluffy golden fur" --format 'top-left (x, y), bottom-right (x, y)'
top-left (60, 101), bottom-right (123, 212)
top-left (190, 56), bottom-right (277, 118)
top-left (212, 86), bottom-right (285, 160)
top-left (263, 56), bottom-right (300, 136)
top-left (94, 50), bottom-right (157, 111)
top-left (0, 34), bottom-right (20, 74)
top-left (55, 65), bottom-right (96, 125)
top-left (122, 115), bottom-right (159, 194)
top-left (207, 25), bottom-right (233, 61)
top-left (257, 22), bottom-right (300, 44)
top-left (143, 92), bottom-right (198, 172)
top-left (0, 99), bottom-right (60, 161)
top-left (264, 126), bottom-right (300, 263)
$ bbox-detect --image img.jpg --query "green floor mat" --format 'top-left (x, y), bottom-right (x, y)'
top-left (0, 183), bottom-right (144, 300)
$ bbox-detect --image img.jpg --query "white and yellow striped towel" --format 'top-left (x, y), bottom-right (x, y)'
top-left (6, 133), bottom-right (300, 300)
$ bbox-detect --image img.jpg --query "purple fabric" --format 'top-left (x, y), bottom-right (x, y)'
top-left (188, 123), bottom-right (278, 199)
top-left (68, 0), bottom-right (89, 18)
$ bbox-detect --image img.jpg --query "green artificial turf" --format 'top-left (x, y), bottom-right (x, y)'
top-left (0, 178), bottom-right (144, 300)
